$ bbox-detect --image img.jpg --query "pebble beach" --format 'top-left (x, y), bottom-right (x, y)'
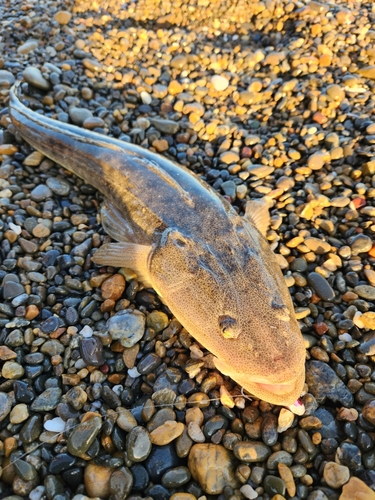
top-left (1, 0), bottom-right (375, 499)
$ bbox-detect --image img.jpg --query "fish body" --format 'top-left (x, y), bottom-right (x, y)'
top-left (9, 83), bottom-right (306, 405)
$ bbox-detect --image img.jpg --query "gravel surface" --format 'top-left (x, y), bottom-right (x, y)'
top-left (1, 0), bottom-right (375, 499)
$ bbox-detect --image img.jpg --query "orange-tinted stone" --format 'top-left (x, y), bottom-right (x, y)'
top-left (25, 305), bottom-right (39, 320)
top-left (314, 322), bottom-right (329, 335)
top-left (369, 244), bottom-right (375, 258)
top-left (4, 437), bottom-right (17, 458)
top-left (0, 346), bottom-right (17, 361)
top-left (108, 373), bottom-right (125, 384)
top-left (312, 112), bottom-right (328, 125)
top-left (101, 298), bottom-right (115, 312)
top-left (101, 274), bottom-right (125, 301)
top-left (81, 412), bottom-right (102, 423)
top-left (0, 144), bottom-right (18, 155)
top-left (353, 197), bottom-right (366, 209)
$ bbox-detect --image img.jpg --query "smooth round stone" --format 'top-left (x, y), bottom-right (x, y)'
top-left (304, 238), bottom-right (331, 254)
top-left (363, 400), bottom-right (375, 425)
top-left (46, 177), bottom-right (71, 196)
top-left (233, 441), bottom-right (271, 462)
top-left (2, 361), bottom-right (24, 379)
top-left (0, 392), bottom-right (12, 421)
top-left (131, 464), bottom-right (149, 491)
top-left (170, 54), bottom-right (187, 68)
top-left (3, 281), bottom-right (25, 299)
top-left (106, 310), bottom-right (145, 347)
top-left (350, 234), bottom-right (373, 255)
top-left (335, 442), bottom-right (362, 471)
top-left (170, 495), bottom-right (197, 500)
top-left (126, 426), bottom-right (152, 462)
top-left (109, 466), bottom-right (133, 500)
top-left (307, 272), bottom-right (335, 301)
top-left (67, 417), bottom-right (102, 456)
top-left (247, 164), bottom-right (274, 178)
top-left (0, 69), bottom-right (16, 85)
top-left (54, 10), bottom-right (72, 24)
top-left (84, 463), bottom-right (113, 498)
top-left (323, 461), bottom-right (350, 488)
top-left (10, 404), bottom-right (29, 424)
top-left (145, 443), bottom-right (182, 482)
top-left (101, 274), bottom-right (125, 301)
top-left (69, 107), bottom-right (93, 126)
top-left (326, 84), bottom-right (345, 102)
top-left (40, 316), bottom-right (59, 334)
top-left (264, 475), bottom-right (286, 496)
top-left (354, 285), bottom-right (375, 301)
top-left (150, 420), bottom-right (184, 445)
top-left (80, 337), bottom-right (105, 366)
top-left (40, 339), bottom-right (64, 356)
top-left (267, 450), bottom-right (293, 470)
top-left (17, 40), bottom-right (38, 55)
top-left (20, 415), bottom-right (43, 443)
top-left (150, 118), bottom-right (180, 134)
top-left (116, 407), bottom-right (137, 432)
top-left (44, 417), bottom-right (66, 433)
top-left (140, 91), bottom-right (152, 105)
top-left (137, 353), bottom-right (161, 375)
top-left (30, 388), bottom-right (62, 412)
top-left (49, 453), bottom-right (76, 474)
top-left (66, 386), bottom-right (88, 410)
top-left (82, 58), bottom-right (103, 72)
top-left (13, 460), bottom-right (37, 481)
top-left (220, 151), bottom-right (240, 164)
top-left (211, 74), bottom-right (229, 91)
top-left (83, 116), bottom-right (105, 130)
top-left (308, 152), bottom-right (325, 170)
top-left (340, 477), bottom-right (375, 500)
top-left (262, 413), bottom-right (278, 446)
top-left (23, 66), bottom-right (51, 90)
top-left (30, 185), bottom-right (52, 202)
top-left (146, 310), bottom-right (169, 332)
top-left (277, 409), bottom-right (295, 433)
top-left (188, 444), bottom-right (239, 494)
top-left (161, 466), bottom-right (191, 488)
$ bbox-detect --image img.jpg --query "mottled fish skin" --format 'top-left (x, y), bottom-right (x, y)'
top-left (9, 83), bottom-right (306, 405)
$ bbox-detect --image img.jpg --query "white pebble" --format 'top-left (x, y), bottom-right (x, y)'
top-left (140, 91), bottom-right (152, 105)
top-left (9, 222), bottom-right (22, 234)
top-left (29, 485), bottom-right (46, 500)
top-left (72, 495), bottom-right (91, 500)
top-left (211, 74), bottom-right (229, 91)
top-left (80, 325), bottom-right (93, 338)
top-left (44, 417), bottom-right (66, 433)
top-left (0, 189), bottom-right (12, 198)
top-left (287, 399), bottom-right (305, 416)
top-left (339, 333), bottom-right (353, 342)
top-left (112, 385), bottom-right (123, 396)
top-left (75, 359), bottom-right (87, 369)
top-left (240, 484), bottom-right (258, 499)
top-left (128, 366), bottom-right (141, 378)
top-left (353, 311), bottom-right (364, 329)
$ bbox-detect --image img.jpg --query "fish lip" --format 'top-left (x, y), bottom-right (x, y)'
top-left (253, 381), bottom-right (297, 395)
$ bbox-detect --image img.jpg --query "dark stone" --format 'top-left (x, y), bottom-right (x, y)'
top-left (144, 443), bottom-right (183, 482)
top-left (49, 453), bottom-right (77, 474)
top-left (306, 361), bottom-right (354, 407)
top-left (80, 337), bottom-right (105, 366)
top-left (130, 464), bottom-right (149, 491)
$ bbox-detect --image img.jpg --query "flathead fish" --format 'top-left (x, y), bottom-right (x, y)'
top-left (9, 83), bottom-right (306, 405)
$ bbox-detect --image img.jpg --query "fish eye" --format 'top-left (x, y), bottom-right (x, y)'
top-left (219, 315), bottom-right (239, 339)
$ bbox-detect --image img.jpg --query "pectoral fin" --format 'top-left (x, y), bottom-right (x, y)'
top-left (100, 200), bottom-right (138, 243)
top-left (244, 197), bottom-right (272, 237)
top-left (92, 242), bottom-right (152, 287)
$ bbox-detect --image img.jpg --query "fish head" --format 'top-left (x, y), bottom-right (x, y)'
top-left (150, 221), bottom-right (306, 406)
